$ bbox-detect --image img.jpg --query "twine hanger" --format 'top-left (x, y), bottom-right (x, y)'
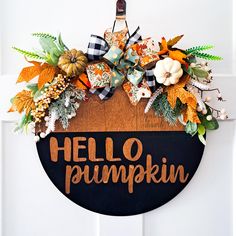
top-left (112, 0), bottom-right (130, 37)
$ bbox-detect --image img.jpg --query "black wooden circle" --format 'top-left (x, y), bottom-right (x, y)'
top-left (37, 131), bottom-right (204, 216)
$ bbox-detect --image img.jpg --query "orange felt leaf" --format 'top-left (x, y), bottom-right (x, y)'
top-left (38, 66), bottom-right (56, 89)
top-left (158, 36), bottom-right (187, 65)
top-left (17, 61), bottom-right (42, 83)
top-left (183, 106), bottom-right (201, 124)
top-left (158, 37), bottom-right (168, 55)
top-left (166, 74), bottom-right (199, 123)
top-left (168, 50), bottom-right (187, 65)
top-left (9, 90), bottom-right (35, 115)
top-left (173, 74), bottom-right (190, 88)
top-left (17, 61), bottom-right (56, 89)
top-left (166, 75), bottom-right (197, 109)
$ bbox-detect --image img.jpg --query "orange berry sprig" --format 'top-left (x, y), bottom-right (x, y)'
top-left (31, 74), bottom-right (69, 123)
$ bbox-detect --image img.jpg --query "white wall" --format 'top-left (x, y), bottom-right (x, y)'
top-left (0, 0), bottom-right (235, 236)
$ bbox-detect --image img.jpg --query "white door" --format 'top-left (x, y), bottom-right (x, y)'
top-left (0, 0), bottom-right (235, 235)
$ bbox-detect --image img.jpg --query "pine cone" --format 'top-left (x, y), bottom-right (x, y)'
top-left (58, 49), bottom-right (88, 77)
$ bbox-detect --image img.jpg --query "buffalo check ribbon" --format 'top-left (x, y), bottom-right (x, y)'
top-left (89, 86), bottom-right (115, 100)
top-left (87, 35), bottom-right (109, 61)
top-left (125, 26), bottom-right (142, 48)
top-left (145, 68), bottom-right (158, 93)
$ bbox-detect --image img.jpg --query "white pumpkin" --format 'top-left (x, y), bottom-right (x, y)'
top-left (154, 58), bottom-right (183, 86)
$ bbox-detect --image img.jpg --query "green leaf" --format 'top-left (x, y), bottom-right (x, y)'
top-left (198, 105), bottom-right (219, 130)
top-left (57, 33), bottom-right (68, 51)
top-left (39, 37), bottom-right (63, 65)
top-left (12, 47), bottom-right (44, 60)
top-left (44, 53), bottom-right (54, 65)
top-left (198, 124), bottom-right (206, 135)
top-left (198, 121), bottom-right (207, 145)
top-left (204, 117), bottom-right (219, 130)
top-left (185, 121), bottom-right (198, 136)
top-left (186, 45), bottom-right (214, 54)
top-left (39, 37), bottom-right (58, 53)
top-left (50, 48), bottom-right (61, 65)
top-left (198, 134), bottom-right (206, 145)
top-left (192, 67), bottom-right (209, 78)
top-left (14, 113), bottom-right (33, 132)
top-left (26, 83), bottom-right (38, 94)
top-left (185, 67), bottom-right (194, 76)
top-left (191, 52), bottom-right (222, 61)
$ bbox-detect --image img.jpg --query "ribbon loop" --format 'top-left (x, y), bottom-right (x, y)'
top-left (103, 46), bottom-right (143, 86)
top-left (86, 27), bottom-right (159, 102)
top-left (127, 66), bottom-right (145, 86)
top-left (111, 68), bottom-right (125, 87)
top-left (103, 46), bottom-right (124, 66)
top-left (124, 48), bottom-right (139, 66)
top-left (87, 35), bottom-right (109, 61)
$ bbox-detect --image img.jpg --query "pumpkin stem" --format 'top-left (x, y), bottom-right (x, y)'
top-left (164, 72), bottom-right (171, 78)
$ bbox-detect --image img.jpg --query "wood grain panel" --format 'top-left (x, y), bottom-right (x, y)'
top-left (53, 88), bottom-right (184, 132)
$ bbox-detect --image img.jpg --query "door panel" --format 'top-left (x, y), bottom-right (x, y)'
top-left (144, 122), bottom-right (234, 236)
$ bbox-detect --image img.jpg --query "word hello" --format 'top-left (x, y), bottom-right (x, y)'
top-left (50, 136), bottom-right (189, 194)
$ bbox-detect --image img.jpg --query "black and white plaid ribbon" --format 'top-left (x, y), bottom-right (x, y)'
top-left (89, 86), bottom-right (115, 100)
top-left (126, 26), bottom-right (142, 48)
top-left (145, 69), bottom-right (158, 93)
top-left (87, 35), bottom-right (109, 61)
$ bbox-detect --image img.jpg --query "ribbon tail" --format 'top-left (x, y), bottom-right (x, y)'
top-left (89, 86), bottom-right (115, 100)
top-left (145, 69), bottom-right (158, 93)
top-left (126, 26), bottom-right (142, 48)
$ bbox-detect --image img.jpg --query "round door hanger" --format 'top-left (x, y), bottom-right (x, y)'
top-left (37, 89), bottom-right (204, 216)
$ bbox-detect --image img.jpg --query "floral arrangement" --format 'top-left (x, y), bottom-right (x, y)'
top-left (9, 27), bottom-right (227, 144)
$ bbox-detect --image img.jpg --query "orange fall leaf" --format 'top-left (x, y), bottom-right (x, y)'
top-left (166, 75), bottom-right (199, 123)
top-left (183, 106), bottom-right (201, 124)
top-left (38, 66), bottom-right (57, 89)
top-left (9, 90), bottom-right (35, 115)
top-left (17, 60), bottom-right (56, 89)
top-left (168, 49), bottom-right (188, 65)
top-left (158, 37), bottom-right (168, 55)
top-left (158, 36), bottom-right (187, 65)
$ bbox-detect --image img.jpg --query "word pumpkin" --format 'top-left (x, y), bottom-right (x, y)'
top-left (49, 136), bottom-right (189, 194)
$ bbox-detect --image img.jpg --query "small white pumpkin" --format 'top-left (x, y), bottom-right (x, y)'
top-left (154, 58), bottom-right (183, 86)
